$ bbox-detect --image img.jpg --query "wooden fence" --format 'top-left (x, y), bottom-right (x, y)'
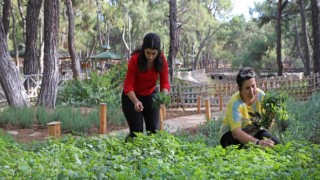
top-left (1, 72), bottom-right (320, 109)
top-left (0, 73), bottom-right (86, 106)
top-left (169, 73), bottom-right (320, 110)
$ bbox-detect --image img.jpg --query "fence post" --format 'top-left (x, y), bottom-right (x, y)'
top-left (219, 94), bottom-right (223, 112)
top-left (178, 84), bottom-right (185, 111)
top-left (205, 99), bottom-right (211, 121)
top-left (47, 121), bottom-right (61, 137)
top-left (159, 105), bottom-right (166, 131)
top-left (197, 96), bottom-right (201, 114)
top-left (100, 103), bottom-right (107, 134)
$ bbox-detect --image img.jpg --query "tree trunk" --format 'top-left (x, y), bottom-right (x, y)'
top-left (96, 0), bottom-right (102, 50)
top-left (2, 0), bottom-right (11, 35)
top-left (298, 0), bottom-right (311, 76)
top-left (38, 12), bottom-right (44, 73)
top-left (65, 0), bottom-right (81, 80)
top-left (0, 17), bottom-right (30, 108)
top-left (17, 0), bottom-right (26, 41)
top-left (24, 0), bottom-right (43, 78)
top-left (168, 0), bottom-right (177, 82)
top-left (193, 27), bottom-right (218, 70)
top-left (311, 0), bottom-right (320, 74)
top-left (37, 0), bottom-right (59, 109)
top-left (11, 7), bottom-right (20, 68)
top-left (276, 0), bottom-right (284, 76)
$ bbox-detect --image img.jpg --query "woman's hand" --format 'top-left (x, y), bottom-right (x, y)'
top-left (134, 101), bottom-right (144, 112)
top-left (258, 139), bottom-right (275, 148)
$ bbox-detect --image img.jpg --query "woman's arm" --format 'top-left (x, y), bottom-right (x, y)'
top-left (126, 91), bottom-right (144, 112)
top-left (159, 53), bottom-right (170, 92)
top-left (232, 128), bottom-right (275, 148)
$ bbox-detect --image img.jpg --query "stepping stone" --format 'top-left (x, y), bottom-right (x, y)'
top-left (7, 131), bottom-right (18, 135)
top-left (29, 132), bottom-right (43, 137)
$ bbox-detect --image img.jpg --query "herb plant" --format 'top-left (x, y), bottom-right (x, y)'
top-left (261, 91), bottom-right (290, 131)
top-left (152, 92), bottom-right (171, 108)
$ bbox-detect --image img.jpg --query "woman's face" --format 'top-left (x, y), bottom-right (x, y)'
top-left (144, 48), bottom-right (158, 63)
top-left (240, 78), bottom-right (257, 105)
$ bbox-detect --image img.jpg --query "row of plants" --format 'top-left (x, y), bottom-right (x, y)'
top-left (0, 130), bottom-right (319, 179)
top-left (0, 106), bottom-right (99, 132)
top-left (0, 88), bottom-right (320, 178)
top-left (0, 105), bottom-right (128, 132)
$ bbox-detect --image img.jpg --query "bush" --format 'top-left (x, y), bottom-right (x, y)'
top-left (56, 63), bottom-right (127, 126)
top-left (285, 92), bottom-right (320, 143)
top-left (175, 114), bottom-right (224, 147)
top-left (0, 106), bottom-right (101, 133)
top-left (0, 107), bottom-right (35, 128)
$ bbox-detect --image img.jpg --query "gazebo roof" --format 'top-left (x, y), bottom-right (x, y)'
top-left (89, 51), bottom-right (122, 60)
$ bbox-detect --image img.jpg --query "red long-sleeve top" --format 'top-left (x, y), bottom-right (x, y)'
top-left (123, 52), bottom-right (170, 96)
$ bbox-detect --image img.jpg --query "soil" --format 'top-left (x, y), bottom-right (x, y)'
top-left (0, 109), bottom-right (197, 144)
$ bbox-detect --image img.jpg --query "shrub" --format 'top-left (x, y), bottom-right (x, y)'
top-left (0, 106), bottom-right (102, 133)
top-left (56, 63), bottom-right (127, 126)
top-left (175, 113), bottom-right (224, 147)
top-left (285, 92), bottom-right (320, 144)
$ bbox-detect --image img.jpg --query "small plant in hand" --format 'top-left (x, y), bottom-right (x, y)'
top-left (250, 91), bottom-right (289, 132)
top-left (261, 91), bottom-right (289, 131)
top-left (152, 92), bottom-right (171, 108)
top-left (249, 91), bottom-right (290, 130)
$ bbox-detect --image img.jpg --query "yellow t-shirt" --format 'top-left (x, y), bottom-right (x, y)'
top-left (219, 88), bottom-right (265, 138)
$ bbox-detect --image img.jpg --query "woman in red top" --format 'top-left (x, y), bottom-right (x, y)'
top-left (122, 32), bottom-right (170, 140)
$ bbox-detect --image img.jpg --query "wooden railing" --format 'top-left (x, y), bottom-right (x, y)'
top-left (169, 73), bottom-right (320, 109)
top-left (23, 74), bottom-right (43, 98)
top-left (0, 73), bottom-right (82, 106)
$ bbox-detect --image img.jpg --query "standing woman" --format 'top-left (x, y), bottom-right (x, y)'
top-left (122, 32), bottom-right (170, 139)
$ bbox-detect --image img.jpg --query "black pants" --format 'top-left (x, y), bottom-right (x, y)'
top-left (220, 130), bottom-right (280, 148)
top-left (121, 90), bottom-right (160, 138)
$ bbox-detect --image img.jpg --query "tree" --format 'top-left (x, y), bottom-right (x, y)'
top-left (276, 0), bottom-right (287, 76)
top-left (65, 0), bottom-right (81, 80)
top-left (23, 0), bottom-right (42, 77)
top-left (37, 0), bottom-right (59, 108)
top-left (297, 0), bottom-right (311, 76)
top-left (168, 0), bottom-right (177, 82)
top-left (311, 0), bottom-right (320, 74)
top-left (2, 0), bottom-right (11, 34)
top-left (0, 0), bottom-right (30, 108)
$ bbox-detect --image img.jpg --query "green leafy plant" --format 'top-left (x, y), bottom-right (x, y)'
top-left (152, 92), bottom-right (171, 108)
top-left (261, 91), bottom-right (290, 131)
top-left (248, 91), bottom-right (290, 138)
top-left (248, 91), bottom-right (290, 133)
top-left (0, 132), bottom-right (319, 179)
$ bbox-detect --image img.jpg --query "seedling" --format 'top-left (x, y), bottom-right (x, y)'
top-left (152, 92), bottom-right (171, 108)
top-left (249, 91), bottom-right (289, 131)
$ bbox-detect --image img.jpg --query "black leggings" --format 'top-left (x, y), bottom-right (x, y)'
top-left (220, 130), bottom-right (280, 148)
top-left (121, 90), bottom-right (160, 138)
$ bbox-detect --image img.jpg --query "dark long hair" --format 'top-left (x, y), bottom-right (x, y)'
top-left (132, 33), bottom-right (163, 72)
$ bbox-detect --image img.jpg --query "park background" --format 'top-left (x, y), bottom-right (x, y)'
top-left (0, 0), bottom-right (320, 179)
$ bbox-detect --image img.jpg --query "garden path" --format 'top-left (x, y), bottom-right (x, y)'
top-left (109, 113), bottom-right (208, 135)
